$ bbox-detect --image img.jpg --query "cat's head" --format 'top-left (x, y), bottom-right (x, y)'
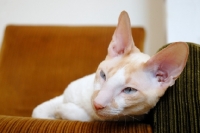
top-left (91, 11), bottom-right (189, 121)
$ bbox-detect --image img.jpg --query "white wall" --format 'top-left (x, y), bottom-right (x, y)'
top-left (0, 0), bottom-right (166, 55)
top-left (166, 0), bottom-right (200, 44)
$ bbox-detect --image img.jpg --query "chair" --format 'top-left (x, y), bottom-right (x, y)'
top-left (1, 25), bottom-right (198, 133)
top-left (0, 25), bottom-right (151, 133)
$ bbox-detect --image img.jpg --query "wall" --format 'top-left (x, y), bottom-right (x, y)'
top-left (0, 0), bottom-right (166, 55)
top-left (166, 0), bottom-right (200, 44)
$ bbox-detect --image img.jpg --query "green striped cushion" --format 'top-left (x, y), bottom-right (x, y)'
top-left (151, 42), bottom-right (200, 133)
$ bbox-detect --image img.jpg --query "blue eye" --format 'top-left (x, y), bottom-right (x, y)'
top-left (100, 70), bottom-right (106, 81)
top-left (123, 87), bottom-right (137, 94)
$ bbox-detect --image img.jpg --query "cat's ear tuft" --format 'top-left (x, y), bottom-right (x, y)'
top-left (107, 11), bottom-right (139, 58)
top-left (145, 42), bottom-right (189, 88)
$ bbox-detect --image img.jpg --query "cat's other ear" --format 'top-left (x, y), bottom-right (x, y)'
top-left (145, 42), bottom-right (189, 92)
top-left (107, 11), bottom-right (139, 58)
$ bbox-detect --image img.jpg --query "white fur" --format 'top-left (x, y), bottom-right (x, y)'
top-left (32, 74), bottom-right (100, 121)
top-left (32, 95), bottom-right (63, 119)
top-left (94, 68), bottom-right (126, 107)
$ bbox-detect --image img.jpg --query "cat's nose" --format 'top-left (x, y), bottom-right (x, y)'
top-left (94, 101), bottom-right (104, 110)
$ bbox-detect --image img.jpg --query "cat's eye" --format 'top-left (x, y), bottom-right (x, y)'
top-left (100, 70), bottom-right (106, 81)
top-left (123, 87), bottom-right (137, 94)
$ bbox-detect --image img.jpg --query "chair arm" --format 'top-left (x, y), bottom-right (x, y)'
top-left (0, 115), bottom-right (152, 133)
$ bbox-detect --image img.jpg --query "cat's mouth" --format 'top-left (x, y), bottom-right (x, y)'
top-left (92, 91), bottom-right (124, 120)
top-left (92, 104), bottom-right (112, 119)
top-left (93, 105), bottom-right (124, 120)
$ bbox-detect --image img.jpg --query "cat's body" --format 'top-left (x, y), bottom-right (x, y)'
top-left (33, 74), bottom-right (97, 121)
top-left (32, 11), bottom-right (189, 121)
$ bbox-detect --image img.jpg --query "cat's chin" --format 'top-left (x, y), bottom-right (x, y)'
top-left (96, 114), bottom-right (121, 121)
top-left (94, 109), bottom-right (145, 121)
top-left (94, 111), bottom-right (124, 121)
top-left (94, 111), bottom-right (115, 120)
top-left (95, 113), bottom-right (141, 121)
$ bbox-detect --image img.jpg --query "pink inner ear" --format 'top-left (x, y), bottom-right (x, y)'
top-left (156, 70), bottom-right (168, 82)
top-left (145, 42), bottom-right (189, 82)
top-left (108, 41), bottom-right (125, 57)
top-left (107, 11), bottom-right (134, 58)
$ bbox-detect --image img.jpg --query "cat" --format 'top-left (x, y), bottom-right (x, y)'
top-left (32, 11), bottom-right (189, 122)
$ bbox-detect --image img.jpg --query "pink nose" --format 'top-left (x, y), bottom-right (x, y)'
top-left (93, 101), bottom-right (104, 110)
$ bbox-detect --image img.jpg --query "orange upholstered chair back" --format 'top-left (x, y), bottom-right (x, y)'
top-left (0, 25), bottom-right (145, 117)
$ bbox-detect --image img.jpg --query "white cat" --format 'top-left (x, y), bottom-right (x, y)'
top-left (32, 11), bottom-right (189, 121)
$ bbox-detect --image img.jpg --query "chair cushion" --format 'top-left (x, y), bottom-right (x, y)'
top-left (150, 42), bottom-right (200, 133)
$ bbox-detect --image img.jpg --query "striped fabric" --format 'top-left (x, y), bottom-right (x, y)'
top-left (0, 115), bottom-right (152, 133)
top-left (151, 42), bottom-right (200, 133)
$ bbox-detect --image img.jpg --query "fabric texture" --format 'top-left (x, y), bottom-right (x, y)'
top-left (0, 115), bottom-right (152, 133)
top-left (150, 42), bottom-right (200, 133)
top-left (0, 25), bottom-right (149, 133)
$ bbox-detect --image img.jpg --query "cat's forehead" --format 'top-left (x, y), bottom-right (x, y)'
top-left (101, 52), bottom-right (150, 77)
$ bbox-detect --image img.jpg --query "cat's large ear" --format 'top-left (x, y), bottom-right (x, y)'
top-left (107, 11), bottom-right (139, 58)
top-left (145, 42), bottom-right (189, 92)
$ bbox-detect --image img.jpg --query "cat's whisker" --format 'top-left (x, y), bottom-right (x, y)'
top-left (126, 115), bottom-right (142, 121)
top-left (123, 116), bottom-right (127, 132)
top-left (116, 114), bottom-right (121, 121)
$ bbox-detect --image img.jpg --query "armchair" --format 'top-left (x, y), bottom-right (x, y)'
top-left (0, 25), bottom-right (199, 133)
top-left (0, 25), bottom-right (151, 133)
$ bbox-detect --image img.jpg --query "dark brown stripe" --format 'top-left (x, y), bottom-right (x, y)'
top-left (150, 42), bottom-right (200, 133)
